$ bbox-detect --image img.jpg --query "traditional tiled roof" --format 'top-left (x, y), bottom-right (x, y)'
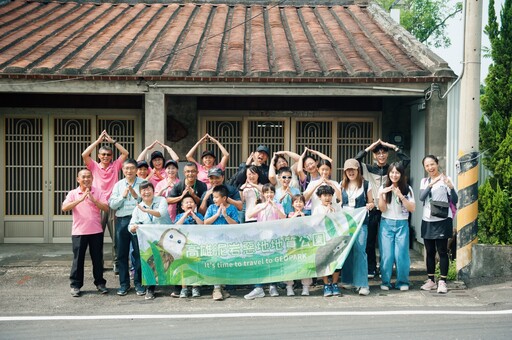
top-left (0, 0), bottom-right (453, 81)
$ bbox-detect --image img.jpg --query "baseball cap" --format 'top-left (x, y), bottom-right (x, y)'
top-left (208, 167), bottom-right (224, 177)
top-left (343, 158), bottom-right (360, 170)
top-left (137, 160), bottom-right (149, 169)
top-left (164, 159), bottom-right (179, 169)
top-left (255, 145), bottom-right (270, 156)
top-left (201, 150), bottom-right (216, 159)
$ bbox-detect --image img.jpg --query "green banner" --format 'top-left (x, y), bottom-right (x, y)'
top-left (136, 207), bottom-right (367, 285)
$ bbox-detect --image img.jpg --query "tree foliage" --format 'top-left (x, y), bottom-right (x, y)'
top-left (375, 0), bottom-right (462, 48)
top-left (479, 0), bottom-right (512, 245)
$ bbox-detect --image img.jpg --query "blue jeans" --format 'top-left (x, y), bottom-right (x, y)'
top-left (378, 218), bottom-right (410, 288)
top-left (116, 216), bottom-right (141, 289)
top-left (341, 224), bottom-right (369, 288)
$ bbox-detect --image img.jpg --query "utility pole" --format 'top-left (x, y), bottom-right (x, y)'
top-left (456, 0), bottom-right (483, 281)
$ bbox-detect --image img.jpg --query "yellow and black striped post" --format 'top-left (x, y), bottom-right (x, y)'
top-left (456, 152), bottom-right (479, 280)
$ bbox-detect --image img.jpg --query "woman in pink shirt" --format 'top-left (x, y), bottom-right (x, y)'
top-left (186, 133), bottom-right (229, 188)
top-left (137, 140), bottom-right (180, 187)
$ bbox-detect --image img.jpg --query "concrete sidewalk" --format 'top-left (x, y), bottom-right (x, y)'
top-left (0, 243), bottom-right (511, 316)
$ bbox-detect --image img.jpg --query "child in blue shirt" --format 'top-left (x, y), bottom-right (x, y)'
top-left (175, 196), bottom-right (203, 298)
top-left (174, 196), bottom-right (204, 225)
top-left (204, 185), bottom-right (239, 300)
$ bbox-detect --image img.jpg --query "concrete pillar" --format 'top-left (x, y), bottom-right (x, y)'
top-left (144, 92), bottom-right (166, 146)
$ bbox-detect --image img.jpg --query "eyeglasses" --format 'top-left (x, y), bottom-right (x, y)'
top-left (99, 153), bottom-right (112, 156)
top-left (281, 176), bottom-right (292, 179)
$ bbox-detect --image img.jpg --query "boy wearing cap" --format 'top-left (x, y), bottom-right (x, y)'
top-left (229, 145), bottom-right (270, 188)
top-left (186, 133), bottom-right (230, 189)
top-left (82, 130), bottom-right (129, 274)
top-left (137, 140), bottom-right (180, 188)
top-left (198, 167), bottom-right (243, 215)
top-left (354, 139), bottom-right (410, 279)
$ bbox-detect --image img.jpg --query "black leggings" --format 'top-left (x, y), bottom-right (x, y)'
top-left (424, 239), bottom-right (449, 278)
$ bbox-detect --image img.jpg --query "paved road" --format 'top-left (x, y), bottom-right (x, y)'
top-left (1, 244), bottom-right (511, 339)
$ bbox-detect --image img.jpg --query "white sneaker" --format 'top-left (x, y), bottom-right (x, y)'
top-left (301, 286), bottom-right (310, 296)
top-left (421, 279), bottom-right (437, 291)
top-left (341, 283), bottom-right (354, 289)
top-left (269, 285), bottom-right (279, 297)
top-left (358, 287), bottom-right (370, 296)
top-left (380, 285), bottom-right (390, 291)
top-left (244, 287), bottom-right (265, 300)
top-left (437, 280), bottom-right (448, 294)
top-left (399, 285), bottom-right (409, 291)
top-left (286, 286), bottom-right (295, 296)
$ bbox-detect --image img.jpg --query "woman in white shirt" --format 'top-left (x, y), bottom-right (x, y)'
top-left (377, 162), bottom-right (415, 291)
top-left (419, 155), bottom-right (458, 294)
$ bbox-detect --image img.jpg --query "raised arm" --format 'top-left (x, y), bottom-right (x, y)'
top-left (136, 140), bottom-right (159, 162)
top-left (185, 134), bottom-right (208, 163)
top-left (308, 148), bottom-right (333, 163)
top-left (104, 132), bottom-right (129, 162)
top-left (159, 141), bottom-right (180, 162)
top-left (82, 130), bottom-right (106, 166)
top-left (208, 135), bottom-right (230, 169)
top-left (268, 153), bottom-right (278, 186)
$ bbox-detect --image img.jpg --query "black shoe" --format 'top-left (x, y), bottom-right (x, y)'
top-left (145, 289), bottom-right (155, 300)
top-left (96, 284), bottom-right (108, 294)
top-left (113, 264), bottom-right (119, 275)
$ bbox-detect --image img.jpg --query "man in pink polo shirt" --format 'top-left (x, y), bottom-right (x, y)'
top-left (82, 130), bottom-right (129, 274)
top-left (62, 169), bottom-right (109, 297)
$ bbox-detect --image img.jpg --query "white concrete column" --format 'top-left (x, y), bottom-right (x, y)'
top-left (144, 92), bottom-right (166, 146)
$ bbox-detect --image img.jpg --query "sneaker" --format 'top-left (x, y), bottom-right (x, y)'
top-left (170, 290), bottom-right (180, 298)
top-left (420, 279), bottom-right (437, 291)
top-left (341, 283), bottom-right (354, 289)
top-left (180, 288), bottom-right (189, 298)
top-left (437, 280), bottom-right (448, 294)
top-left (269, 285), bottom-right (279, 297)
top-left (212, 288), bottom-right (224, 301)
top-left (399, 285), bottom-right (409, 291)
top-left (301, 286), bottom-right (310, 296)
top-left (70, 287), bottom-right (80, 297)
top-left (380, 285), bottom-right (390, 291)
top-left (96, 284), bottom-right (108, 294)
top-left (117, 287), bottom-right (130, 296)
top-left (331, 284), bottom-right (341, 296)
top-left (145, 288), bottom-right (155, 300)
top-left (135, 285), bottom-right (146, 296)
top-left (192, 287), bottom-right (201, 298)
top-left (244, 287), bottom-right (265, 300)
top-left (221, 288), bottom-right (230, 299)
top-left (286, 286), bottom-right (295, 296)
top-left (323, 284), bottom-right (333, 297)
top-left (358, 287), bottom-right (370, 296)
top-left (368, 270), bottom-right (375, 279)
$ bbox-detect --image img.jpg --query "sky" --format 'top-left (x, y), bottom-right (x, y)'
top-left (430, 0), bottom-right (505, 82)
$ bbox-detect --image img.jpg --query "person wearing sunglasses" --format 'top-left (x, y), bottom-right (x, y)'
top-left (82, 130), bottom-right (129, 274)
top-left (275, 167), bottom-right (301, 216)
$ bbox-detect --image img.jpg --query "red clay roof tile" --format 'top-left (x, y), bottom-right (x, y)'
top-left (0, 0), bottom-right (445, 80)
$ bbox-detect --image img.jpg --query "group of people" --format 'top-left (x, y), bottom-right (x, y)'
top-left (64, 132), bottom-right (458, 301)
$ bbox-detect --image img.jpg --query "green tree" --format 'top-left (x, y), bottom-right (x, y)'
top-left (479, 0), bottom-right (512, 244)
top-left (375, 0), bottom-right (463, 48)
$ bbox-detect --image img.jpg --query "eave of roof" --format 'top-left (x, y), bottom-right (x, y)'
top-left (0, 0), bottom-right (455, 82)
